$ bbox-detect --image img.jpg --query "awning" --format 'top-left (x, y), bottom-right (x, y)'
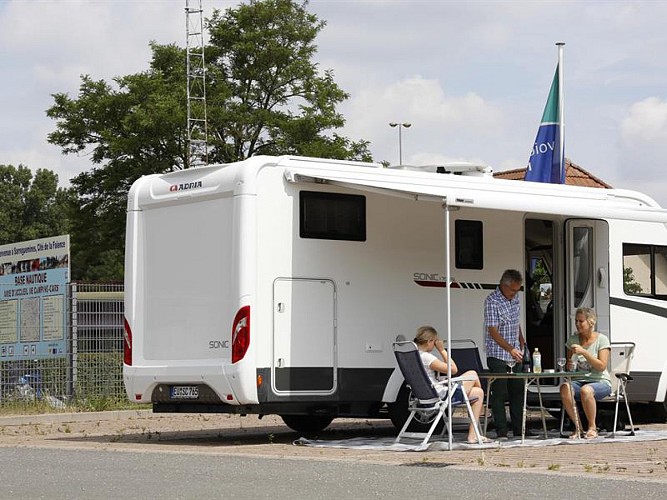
top-left (283, 165), bottom-right (667, 223)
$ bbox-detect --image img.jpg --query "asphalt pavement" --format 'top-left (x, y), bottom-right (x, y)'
top-left (0, 409), bottom-right (665, 498)
top-left (0, 446), bottom-right (665, 500)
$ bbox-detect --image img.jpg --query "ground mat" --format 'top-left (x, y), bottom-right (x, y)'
top-left (294, 429), bottom-right (667, 452)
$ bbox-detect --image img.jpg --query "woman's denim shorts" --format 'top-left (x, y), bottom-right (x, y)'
top-left (570, 380), bottom-right (612, 401)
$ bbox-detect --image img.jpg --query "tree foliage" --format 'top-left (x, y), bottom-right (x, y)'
top-left (46, 0), bottom-right (369, 280)
top-left (47, 45), bottom-right (186, 281)
top-left (204, 0), bottom-right (370, 162)
top-left (0, 164), bottom-right (73, 246)
top-left (623, 267), bottom-right (643, 294)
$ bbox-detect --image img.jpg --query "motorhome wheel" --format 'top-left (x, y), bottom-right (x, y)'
top-left (280, 415), bottom-right (334, 433)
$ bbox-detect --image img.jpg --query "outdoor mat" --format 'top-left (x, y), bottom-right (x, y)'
top-left (294, 429), bottom-right (667, 452)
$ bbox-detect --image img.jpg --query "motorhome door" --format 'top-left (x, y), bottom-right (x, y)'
top-left (273, 278), bottom-right (337, 395)
top-left (565, 220), bottom-right (610, 337)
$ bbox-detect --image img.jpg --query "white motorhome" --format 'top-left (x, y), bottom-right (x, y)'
top-left (123, 155), bottom-right (667, 432)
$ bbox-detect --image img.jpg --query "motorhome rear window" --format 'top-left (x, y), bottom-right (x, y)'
top-left (300, 191), bottom-right (366, 241)
top-left (623, 243), bottom-right (667, 299)
top-left (455, 220), bottom-right (483, 269)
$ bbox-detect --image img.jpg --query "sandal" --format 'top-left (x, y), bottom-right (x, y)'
top-left (584, 429), bottom-right (599, 440)
top-left (468, 436), bottom-right (494, 444)
top-left (569, 431), bottom-right (581, 440)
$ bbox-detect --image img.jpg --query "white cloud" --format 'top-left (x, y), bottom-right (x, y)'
top-left (0, 1), bottom-right (183, 85)
top-left (342, 76), bottom-right (503, 166)
top-left (609, 97), bottom-right (667, 204)
top-left (2, 0), bottom-right (667, 207)
top-left (621, 97), bottom-right (667, 145)
top-left (0, 0), bottom-right (189, 183)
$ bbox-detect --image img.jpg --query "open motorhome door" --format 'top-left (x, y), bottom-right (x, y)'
top-left (565, 220), bottom-right (610, 337)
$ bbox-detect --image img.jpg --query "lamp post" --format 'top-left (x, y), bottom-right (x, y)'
top-left (389, 122), bottom-right (411, 165)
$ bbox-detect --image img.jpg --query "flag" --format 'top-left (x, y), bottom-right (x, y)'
top-left (525, 64), bottom-right (565, 184)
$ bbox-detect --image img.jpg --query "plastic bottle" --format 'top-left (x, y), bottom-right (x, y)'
top-left (533, 347), bottom-right (542, 374)
top-left (569, 353), bottom-right (578, 372)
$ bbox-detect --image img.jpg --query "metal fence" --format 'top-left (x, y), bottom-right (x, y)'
top-left (0, 282), bottom-right (125, 411)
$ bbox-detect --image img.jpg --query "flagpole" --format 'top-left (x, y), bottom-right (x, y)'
top-left (556, 42), bottom-right (565, 182)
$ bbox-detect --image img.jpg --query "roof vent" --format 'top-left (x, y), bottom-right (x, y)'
top-left (390, 162), bottom-right (493, 177)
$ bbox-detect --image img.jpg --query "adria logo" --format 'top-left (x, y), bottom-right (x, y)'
top-left (169, 181), bottom-right (203, 192)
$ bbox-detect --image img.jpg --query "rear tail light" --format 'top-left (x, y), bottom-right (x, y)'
top-left (123, 317), bottom-right (133, 366)
top-left (232, 306), bottom-right (250, 363)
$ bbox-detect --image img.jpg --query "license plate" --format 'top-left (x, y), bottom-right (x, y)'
top-left (170, 385), bottom-right (199, 399)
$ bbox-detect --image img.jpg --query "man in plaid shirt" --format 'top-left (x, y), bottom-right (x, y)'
top-left (484, 269), bottom-right (527, 439)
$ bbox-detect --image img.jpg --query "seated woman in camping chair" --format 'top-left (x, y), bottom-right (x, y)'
top-left (559, 307), bottom-right (612, 439)
top-left (414, 325), bottom-right (490, 444)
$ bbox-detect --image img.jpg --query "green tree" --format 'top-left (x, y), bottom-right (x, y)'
top-left (205, 0), bottom-right (370, 162)
top-left (48, 53), bottom-right (186, 281)
top-left (0, 164), bottom-right (73, 245)
top-left (623, 267), bottom-right (643, 294)
top-left (47, 0), bottom-right (369, 280)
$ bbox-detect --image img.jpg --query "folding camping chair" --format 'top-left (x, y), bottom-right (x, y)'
top-left (560, 341), bottom-right (636, 437)
top-left (605, 341), bottom-right (636, 437)
top-left (392, 341), bottom-right (483, 449)
top-left (450, 338), bottom-right (487, 392)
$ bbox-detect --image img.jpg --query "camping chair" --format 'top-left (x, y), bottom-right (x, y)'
top-left (560, 341), bottom-right (636, 437)
top-left (605, 342), bottom-right (636, 437)
top-left (392, 341), bottom-right (483, 449)
top-left (450, 339), bottom-right (487, 392)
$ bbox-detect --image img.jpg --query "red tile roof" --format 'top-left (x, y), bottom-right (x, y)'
top-left (493, 158), bottom-right (612, 188)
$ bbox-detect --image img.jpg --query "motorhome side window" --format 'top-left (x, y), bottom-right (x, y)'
top-left (300, 191), bottom-right (366, 241)
top-left (622, 243), bottom-right (667, 299)
top-left (455, 220), bottom-right (483, 269)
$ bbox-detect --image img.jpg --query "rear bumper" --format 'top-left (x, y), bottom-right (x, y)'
top-left (123, 364), bottom-right (258, 405)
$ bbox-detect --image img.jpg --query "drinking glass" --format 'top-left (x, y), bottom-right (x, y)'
top-left (557, 357), bottom-right (566, 372)
top-left (506, 359), bottom-right (516, 374)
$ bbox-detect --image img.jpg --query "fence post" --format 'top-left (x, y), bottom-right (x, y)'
top-left (69, 282), bottom-right (78, 401)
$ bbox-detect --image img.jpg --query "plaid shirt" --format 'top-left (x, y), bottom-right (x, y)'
top-left (484, 287), bottom-right (521, 361)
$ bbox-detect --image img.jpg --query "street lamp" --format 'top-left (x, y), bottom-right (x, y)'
top-left (389, 122), bottom-right (411, 165)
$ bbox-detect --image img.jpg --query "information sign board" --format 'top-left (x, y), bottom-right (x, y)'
top-left (0, 235), bottom-right (69, 360)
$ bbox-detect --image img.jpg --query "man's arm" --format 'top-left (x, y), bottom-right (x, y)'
top-left (488, 326), bottom-right (523, 362)
top-left (518, 326), bottom-right (526, 350)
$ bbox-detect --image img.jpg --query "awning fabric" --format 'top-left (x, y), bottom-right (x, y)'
top-left (283, 163), bottom-right (667, 223)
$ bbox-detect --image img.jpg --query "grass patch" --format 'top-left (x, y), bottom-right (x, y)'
top-left (0, 398), bottom-right (149, 416)
top-left (1, 351), bottom-right (151, 415)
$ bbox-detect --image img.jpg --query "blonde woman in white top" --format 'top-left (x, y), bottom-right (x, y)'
top-left (414, 325), bottom-right (490, 444)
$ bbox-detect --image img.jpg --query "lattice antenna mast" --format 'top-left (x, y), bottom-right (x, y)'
top-left (185, 0), bottom-right (208, 168)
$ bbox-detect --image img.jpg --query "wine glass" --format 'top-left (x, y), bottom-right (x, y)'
top-left (557, 357), bottom-right (566, 372)
top-left (506, 359), bottom-right (517, 374)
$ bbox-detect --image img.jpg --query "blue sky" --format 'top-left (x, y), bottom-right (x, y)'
top-left (2, 0), bottom-right (667, 207)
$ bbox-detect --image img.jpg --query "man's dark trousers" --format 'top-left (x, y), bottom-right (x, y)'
top-left (487, 356), bottom-right (525, 436)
